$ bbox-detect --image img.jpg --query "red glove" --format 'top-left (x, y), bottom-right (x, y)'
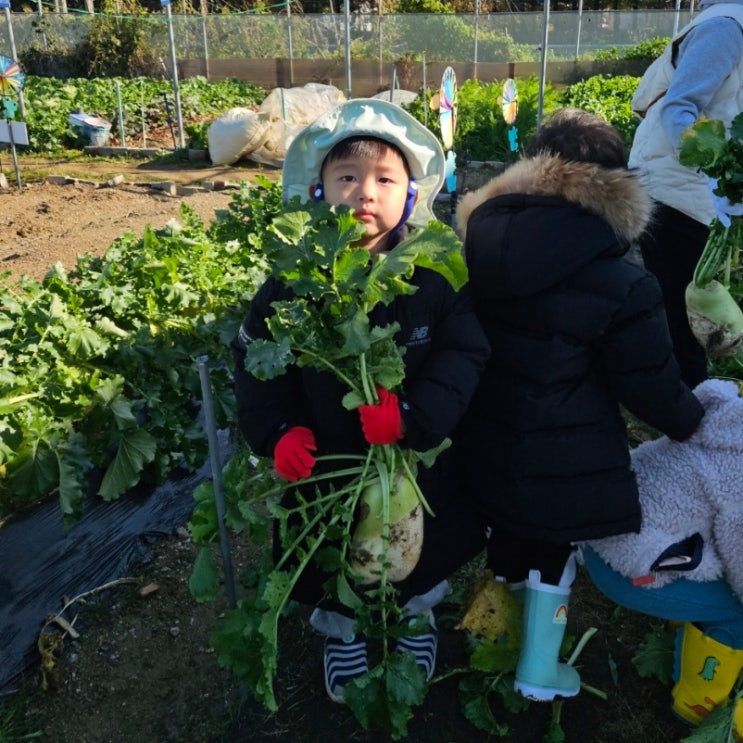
top-left (358, 387), bottom-right (403, 445)
top-left (273, 426), bottom-right (317, 482)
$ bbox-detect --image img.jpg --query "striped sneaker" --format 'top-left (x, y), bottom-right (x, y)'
top-left (323, 633), bottom-right (368, 703)
top-left (395, 612), bottom-right (438, 680)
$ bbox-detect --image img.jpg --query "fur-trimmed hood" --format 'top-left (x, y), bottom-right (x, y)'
top-left (455, 154), bottom-right (653, 244)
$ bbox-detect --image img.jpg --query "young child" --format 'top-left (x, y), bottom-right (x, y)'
top-left (231, 98), bottom-right (490, 703)
top-left (454, 108), bottom-right (704, 703)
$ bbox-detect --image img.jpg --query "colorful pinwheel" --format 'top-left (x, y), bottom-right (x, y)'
top-left (439, 66), bottom-right (457, 152)
top-left (0, 56), bottom-right (25, 98)
top-left (500, 78), bottom-right (519, 153)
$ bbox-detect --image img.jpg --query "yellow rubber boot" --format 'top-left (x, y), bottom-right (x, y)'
top-left (671, 623), bottom-right (743, 725)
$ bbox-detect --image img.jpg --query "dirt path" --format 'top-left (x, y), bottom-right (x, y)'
top-left (1, 155), bottom-right (279, 282)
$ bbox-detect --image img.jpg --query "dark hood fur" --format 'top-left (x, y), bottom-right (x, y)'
top-left (455, 154), bottom-right (653, 244)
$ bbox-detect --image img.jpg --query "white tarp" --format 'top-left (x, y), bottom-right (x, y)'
top-left (207, 83), bottom-right (346, 167)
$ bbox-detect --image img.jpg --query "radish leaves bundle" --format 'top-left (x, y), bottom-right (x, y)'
top-left (680, 114), bottom-right (743, 363)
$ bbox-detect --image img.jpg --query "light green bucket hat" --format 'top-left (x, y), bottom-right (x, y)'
top-left (281, 98), bottom-right (445, 226)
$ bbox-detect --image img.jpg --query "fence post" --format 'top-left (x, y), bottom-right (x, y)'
top-left (162, 0), bottom-right (185, 149)
top-left (196, 356), bottom-right (237, 609)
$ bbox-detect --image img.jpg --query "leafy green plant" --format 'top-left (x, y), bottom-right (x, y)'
top-left (0, 184), bottom-right (274, 520)
top-left (593, 37), bottom-right (669, 63)
top-left (559, 74), bottom-right (641, 150)
top-left (22, 75), bottom-right (265, 153)
top-left (680, 113), bottom-right (743, 209)
top-left (632, 623), bottom-right (675, 685)
top-left (0, 696), bottom-right (42, 742)
top-left (184, 120), bottom-right (209, 150)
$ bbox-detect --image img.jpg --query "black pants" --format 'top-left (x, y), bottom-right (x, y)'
top-left (638, 203), bottom-right (709, 389)
top-left (486, 527), bottom-right (574, 586)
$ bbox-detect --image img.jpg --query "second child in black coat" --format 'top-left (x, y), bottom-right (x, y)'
top-left (455, 108), bottom-right (704, 703)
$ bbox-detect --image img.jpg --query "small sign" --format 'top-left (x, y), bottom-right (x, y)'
top-left (0, 120), bottom-right (29, 145)
top-left (0, 1), bottom-right (10, 9)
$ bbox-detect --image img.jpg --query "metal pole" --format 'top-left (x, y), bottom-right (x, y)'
top-left (422, 51), bottom-right (427, 129)
top-left (5, 119), bottom-right (22, 189)
top-left (1, 5), bottom-right (25, 119)
top-left (377, 0), bottom-right (383, 89)
top-left (673, 0), bottom-right (681, 36)
top-left (200, 0), bottom-right (210, 80)
top-left (36, 0), bottom-right (48, 50)
top-left (343, 0), bottom-right (351, 99)
top-left (163, 0), bottom-right (185, 149)
top-left (287, 0), bottom-right (293, 59)
top-left (115, 80), bottom-right (126, 147)
top-left (287, 0), bottom-right (294, 87)
top-left (536, 0), bottom-right (550, 132)
top-left (576, 0), bottom-right (583, 58)
top-left (197, 356), bottom-right (237, 609)
top-left (473, 0), bottom-right (479, 78)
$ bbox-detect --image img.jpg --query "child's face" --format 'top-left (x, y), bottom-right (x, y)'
top-left (321, 149), bottom-right (411, 253)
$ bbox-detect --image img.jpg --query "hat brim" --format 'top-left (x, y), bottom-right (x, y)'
top-left (282, 98), bottom-right (445, 226)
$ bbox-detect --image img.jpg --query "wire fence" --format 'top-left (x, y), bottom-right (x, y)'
top-left (2, 8), bottom-right (693, 65)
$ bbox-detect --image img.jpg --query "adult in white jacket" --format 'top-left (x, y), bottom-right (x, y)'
top-left (628, 0), bottom-right (743, 388)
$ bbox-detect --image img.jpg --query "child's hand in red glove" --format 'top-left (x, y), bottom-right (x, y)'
top-left (273, 426), bottom-right (317, 481)
top-left (358, 387), bottom-right (403, 445)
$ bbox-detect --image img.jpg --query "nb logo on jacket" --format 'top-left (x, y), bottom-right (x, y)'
top-left (407, 326), bottom-right (430, 346)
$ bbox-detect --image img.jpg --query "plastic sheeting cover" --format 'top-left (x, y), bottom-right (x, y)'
top-left (0, 431), bottom-right (229, 693)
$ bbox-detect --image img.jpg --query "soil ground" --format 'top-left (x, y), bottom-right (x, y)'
top-left (0, 152), bottom-right (280, 282)
top-left (1, 153), bottom-right (695, 743)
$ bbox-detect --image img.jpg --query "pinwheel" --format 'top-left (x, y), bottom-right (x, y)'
top-left (500, 78), bottom-right (519, 153)
top-left (439, 66), bottom-right (457, 152)
top-left (0, 56), bottom-right (25, 98)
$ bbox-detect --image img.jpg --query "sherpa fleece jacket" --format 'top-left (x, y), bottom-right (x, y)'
top-left (586, 378), bottom-right (743, 604)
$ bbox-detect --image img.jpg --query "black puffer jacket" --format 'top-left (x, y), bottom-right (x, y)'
top-left (232, 269), bottom-right (490, 473)
top-left (454, 154), bottom-right (704, 543)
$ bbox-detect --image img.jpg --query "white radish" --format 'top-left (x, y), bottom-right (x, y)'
top-left (349, 469), bottom-right (423, 584)
top-left (686, 280), bottom-right (743, 359)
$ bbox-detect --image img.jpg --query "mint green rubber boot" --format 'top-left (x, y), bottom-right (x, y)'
top-left (514, 568), bottom-right (581, 701)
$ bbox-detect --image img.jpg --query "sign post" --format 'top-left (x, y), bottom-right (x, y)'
top-left (0, 99), bottom-right (28, 189)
